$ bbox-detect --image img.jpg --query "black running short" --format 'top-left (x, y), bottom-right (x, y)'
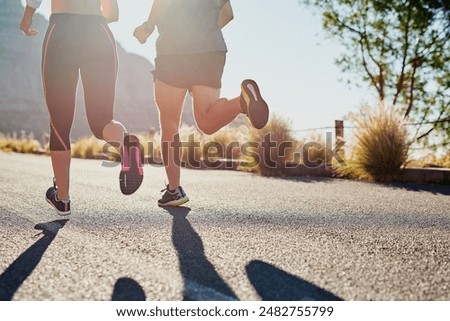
top-left (152, 51), bottom-right (226, 89)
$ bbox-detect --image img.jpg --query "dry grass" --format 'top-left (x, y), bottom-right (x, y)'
top-left (406, 153), bottom-right (450, 168)
top-left (299, 132), bottom-right (329, 167)
top-left (138, 124), bottom-right (249, 167)
top-left (204, 125), bottom-right (248, 160)
top-left (178, 124), bottom-right (204, 165)
top-left (336, 102), bottom-right (409, 181)
top-left (247, 114), bottom-right (298, 176)
top-left (2, 105), bottom-right (417, 183)
top-left (71, 136), bottom-right (103, 159)
top-left (0, 132), bottom-right (44, 154)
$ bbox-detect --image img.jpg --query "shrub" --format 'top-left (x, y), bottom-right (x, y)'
top-left (0, 132), bottom-right (43, 154)
top-left (71, 136), bottom-right (103, 159)
top-left (203, 125), bottom-right (248, 160)
top-left (178, 124), bottom-right (204, 166)
top-left (298, 131), bottom-right (331, 168)
top-left (336, 102), bottom-right (409, 181)
top-left (247, 114), bottom-right (298, 176)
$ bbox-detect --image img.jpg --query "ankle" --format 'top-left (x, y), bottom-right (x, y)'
top-left (56, 191), bottom-right (70, 203)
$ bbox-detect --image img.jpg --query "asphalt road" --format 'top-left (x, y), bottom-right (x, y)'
top-left (0, 152), bottom-right (449, 301)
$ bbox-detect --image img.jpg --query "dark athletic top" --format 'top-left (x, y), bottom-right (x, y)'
top-left (156, 0), bottom-right (230, 55)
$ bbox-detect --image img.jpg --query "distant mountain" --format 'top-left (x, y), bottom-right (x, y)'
top-left (0, 1), bottom-right (194, 140)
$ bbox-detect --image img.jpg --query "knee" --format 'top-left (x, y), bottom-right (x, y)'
top-left (159, 117), bottom-right (180, 138)
top-left (50, 124), bottom-right (71, 151)
top-left (50, 139), bottom-right (71, 152)
top-left (196, 120), bottom-right (217, 136)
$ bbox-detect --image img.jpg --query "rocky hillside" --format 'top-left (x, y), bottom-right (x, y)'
top-left (0, 1), bottom-right (194, 140)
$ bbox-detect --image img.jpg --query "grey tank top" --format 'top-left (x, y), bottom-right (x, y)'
top-left (156, 0), bottom-right (229, 55)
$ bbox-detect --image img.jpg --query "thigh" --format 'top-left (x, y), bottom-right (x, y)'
top-left (155, 79), bottom-right (188, 123)
top-left (80, 59), bottom-right (116, 128)
top-left (80, 23), bottom-right (117, 129)
top-left (42, 25), bottom-right (79, 133)
top-left (190, 85), bottom-right (221, 117)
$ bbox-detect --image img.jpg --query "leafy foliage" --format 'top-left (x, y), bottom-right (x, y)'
top-left (301, 0), bottom-right (449, 147)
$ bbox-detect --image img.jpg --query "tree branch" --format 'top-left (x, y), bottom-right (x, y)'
top-left (362, 30), bottom-right (385, 101)
top-left (416, 106), bottom-right (450, 141)
top-left (393, 1), bottom-right (412, 106)
top-left (404, 57), bottom-right (419, 117)
top-left (359, 38), bottom-right (383, 99)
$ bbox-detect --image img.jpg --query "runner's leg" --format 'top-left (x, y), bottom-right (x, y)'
top-left (190, 85), bottom-right (241, 135)
top-left (42, 23), bottom-right (79, 201)
top-left (154, 79), bottom-right (187, 191)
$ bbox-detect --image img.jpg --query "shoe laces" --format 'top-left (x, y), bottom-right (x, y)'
top-left (161, 183), bottom-right (173, 193)
top-left (161, 184), bottom-right (179, 195)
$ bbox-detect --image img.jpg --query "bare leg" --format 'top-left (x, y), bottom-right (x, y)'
top-left (154, 80), bottom-right (188, 191)
top-left (190, 85), bottom-right (241, 135)
top-left (50, 151), bottom-right (71, 201)
top-left (50, 122), bottom-right (126, 202)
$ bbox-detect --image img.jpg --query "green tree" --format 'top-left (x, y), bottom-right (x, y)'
top-left (301, 0), bottom-right (449, 147)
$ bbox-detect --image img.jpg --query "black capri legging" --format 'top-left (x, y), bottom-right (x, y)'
top-left (42, 13), bottom-right (117, 151)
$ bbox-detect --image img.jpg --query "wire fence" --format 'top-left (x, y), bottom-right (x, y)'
top-left (293, 119), bottom-right (448, 133)
top-left (293, 117), bottom-right (450, 151)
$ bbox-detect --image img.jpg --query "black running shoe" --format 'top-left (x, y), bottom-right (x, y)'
top-left (158, 185), bottom-right (189, 207)
top-left (240, 79), bottom-right (269, 129)
top-left (45, 179), bottom-right (71, 216)
top-left (120, 134), bottom-right (144, 195)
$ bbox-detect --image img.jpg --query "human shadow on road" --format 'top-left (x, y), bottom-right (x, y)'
top-left (112, 277), bottom-right (146, 301)
top-left (0, 219), bottom-right (68, 301)
top-left (164, 207), bottom-right (238, 301)
top-left (246, 260), bottom-right (342, 301)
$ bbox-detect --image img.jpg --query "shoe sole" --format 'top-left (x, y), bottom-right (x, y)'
top-left (120, 135), bottom-right (144, 195)
top-left (158, 197), bottom-right (190, 207)
top-left (241, 79), bottom-right (269, 129)
top-left (45, 197), bottom-right (71, 216)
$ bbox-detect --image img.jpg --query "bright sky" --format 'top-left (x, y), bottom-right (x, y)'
top-left (27, 0), bottom-right (372, 136)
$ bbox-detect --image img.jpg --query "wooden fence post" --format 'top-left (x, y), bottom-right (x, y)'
top-left (335, 120), bottom-right (344, 141)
